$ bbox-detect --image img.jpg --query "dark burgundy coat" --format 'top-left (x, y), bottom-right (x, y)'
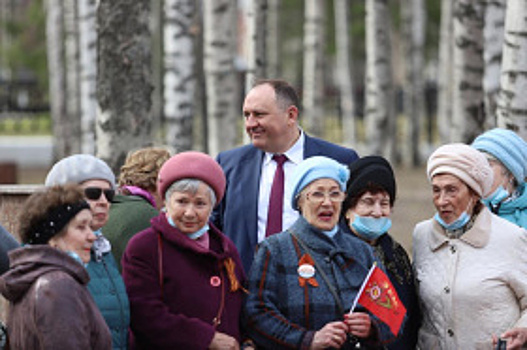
top-left (122, 213), bottom-right (246, 350)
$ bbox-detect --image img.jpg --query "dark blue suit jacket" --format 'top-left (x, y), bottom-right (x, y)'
top-left (212, 134), bottom-right (359, 273)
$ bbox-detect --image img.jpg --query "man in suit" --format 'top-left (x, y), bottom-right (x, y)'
top-left (213, 79), bottom-right (358, 272)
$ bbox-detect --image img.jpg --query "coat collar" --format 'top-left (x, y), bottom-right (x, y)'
top-left (428, 206), bottom-right (492, 251)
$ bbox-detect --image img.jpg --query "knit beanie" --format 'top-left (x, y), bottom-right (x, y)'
top-left (290, 156), bottom-right (350, 210)
top-left (45, 154), bottom-right (116, 188)
top-left (471, 128), bottom-right (527, 184)
top-left (343, 156), bottom-right (396, 211)
top-left (157, 151), bottom-right (226, 205)
top-left (427, 143), bottom-right (493, 197)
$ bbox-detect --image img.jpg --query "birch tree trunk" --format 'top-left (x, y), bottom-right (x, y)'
top-left (303, 0), bottom-right (325, 137)
top-left (244, 0), bottom-right (267, 89)
top-left (63, 0), bottom-right (81, 153)
top-left (203, 0), bottom-right (239, 156)
top-left (46, 0), bottom-right (69, 161)
top-left (365, 0), bottom-right (395, 159)
top-left (401, 0), bottom-right (426, 165)
top-left (78, 0), bottom-right (97, 154)
top-left (437, 0), bottom-right (454, 143)
top-left (266, 0), bottom-right (280, 78)
top-left (451, 0), bottom-right (485, 143)
top-left (483, 0), bottom-right (506, 127)
top-left (97, 0), bottom-right (153, 173)
top-left (496, 0), bottom-right (527, 138)
top-left (334, 0), bottom-right (356, 147)
top-left (150, 0), bottom-right (163, 145)
top-left (163, 0), bottom-right (196, 152)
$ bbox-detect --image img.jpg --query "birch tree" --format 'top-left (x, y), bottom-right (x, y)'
top-left (203, 0), bottom-right (239, 156)
top-left (334, 0), bottom-right (356, 147)
top-left (266, 0), bottom-right (280, 78)
top-left (63, 0), bottom-right (81, 153)
top-left (97, 0), bottom-right (153, 172)
top-left (163, 0), bottom-right (196, 152)
top-left (451, 0), bottom-right (485, 143)
top-left (401, 0), bottom-right (426, 165)
top-left (483, 0), bottom-right (506, 127)
top-left (302, 0), bottom-right (325, 137)
top-left (496, 0), bottom-right (527, 138)
top-left (46, 0), bottom-right (70, 161)
top-left (437, 0), bottom-right (454, 143)
top-left (78, 0), bottom-right (97, 154)
top-left (365, 0), bottom-right (395, 159)
top-left (244, 0), bottom-right (267, 90)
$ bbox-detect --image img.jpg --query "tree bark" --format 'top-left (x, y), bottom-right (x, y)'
top-left (437, 0), bottom-right (454, 143)
top-left (78, 0), bottom-right (97, 154)
top-left (97, 0), bottom-right (153, 173)
top-left (401, 0), bottom-right (426, 165)
top-left (483, 0), bottom-right (506, 127)
top-left (203, 0), bottom-right (239, 156)
top-left (334, 0), bottom-right (356, 147)
top-left (244, 0), bottom-right (267, 89)
top-left (365, 0), bottom-right (395, 160)
top-left (46, 0), bottom-right (69, 161)
top-left (302, 0), bottom-right (325, 137)
top-left (451, 0), bottom-right (485, 143)
top-left (163, 0), bottom-right (196, 152)
top-left (496, 0), bottom-right (527, 138)
top-left (63, 0), bottom-right (81, 153)
top-left (266, 0), bottom-right (280, 78)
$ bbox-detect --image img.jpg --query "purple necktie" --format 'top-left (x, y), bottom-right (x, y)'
top-left (266, 154), bottom-right (288, 237)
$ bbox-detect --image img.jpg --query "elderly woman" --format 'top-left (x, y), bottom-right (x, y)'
top-left (244, 156), bottom-right (388, 349)
top-left (104, 147), bottom-right (171, 269)
top-left (413, 143), bottom-right (527, 349)
top-left (122, 151), bottom-right (246, 349)
top-left (0, 185), bottom-right (111, 349)
top-left (45, 154), bottom-right (130, 350)
top-left (471, 128), bottom-right (527, 228)
top-left (342, 156), bottom-right (420, 349)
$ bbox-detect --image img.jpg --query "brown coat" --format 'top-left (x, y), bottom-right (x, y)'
top-left (0, 245), bottom-right (111, 350)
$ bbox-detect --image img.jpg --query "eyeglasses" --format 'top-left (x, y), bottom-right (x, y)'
top-left (305, 190), bottom-right (345, 204)
top-left (84, 187), bottom-right (115, 202)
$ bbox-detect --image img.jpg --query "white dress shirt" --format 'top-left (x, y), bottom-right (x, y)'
top-left (257, 132), bottom-right (304, 243)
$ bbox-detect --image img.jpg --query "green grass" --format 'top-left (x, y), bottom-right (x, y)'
top-left (0, 113), bottom-right (51, 135)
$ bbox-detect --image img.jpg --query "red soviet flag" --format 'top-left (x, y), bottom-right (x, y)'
top-left (350, 264), bottom-right (406, 336)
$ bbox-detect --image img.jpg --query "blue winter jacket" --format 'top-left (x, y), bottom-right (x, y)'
top-left (87, 232), bottom-right (130, 350)
top-left (488, 184), bottom-right (527, 229)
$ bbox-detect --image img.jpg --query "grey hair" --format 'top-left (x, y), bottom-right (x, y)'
top-left (165, 179), bottom-right (217, 205)
top-left (484, 152), bottom-right (516, 186)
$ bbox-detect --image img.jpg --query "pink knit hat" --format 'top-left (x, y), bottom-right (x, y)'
top-left (157, 151), bottom-right (226, 205)
top-left (427, 143), bottom-right (493, 197)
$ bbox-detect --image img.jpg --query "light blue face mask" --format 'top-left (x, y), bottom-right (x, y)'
top-left (167, 215), bottom-right (209, 240)
top-left (66, 251), bottom-right (88, 268)
top-left (482, 186), bottom-right (509, 207)
top-left (351, 215), bottom-right (391, 241)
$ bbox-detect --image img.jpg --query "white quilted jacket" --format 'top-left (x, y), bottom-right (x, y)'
top-left (413, 207), bottom-right (527, 349)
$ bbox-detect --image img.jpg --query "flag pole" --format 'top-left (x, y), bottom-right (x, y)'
top-left (349, 262), bottom-right (377, 314)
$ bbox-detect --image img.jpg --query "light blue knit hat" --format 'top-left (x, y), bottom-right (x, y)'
top-left (471, 128), bottom-right (527, 184)
top-left (290, 156), bottom-right (350, 210)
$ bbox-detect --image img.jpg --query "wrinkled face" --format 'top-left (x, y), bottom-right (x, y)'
top-left (297, 178), bottom-right (344, 231)
top-left (166, 182), bottom-right (213, 235)
top-left (243, 84), bottom-right (298, 153)
top-left (487, 157), bottom-right (514, 194)
top-left (49, 209), bottom-right (96, 264)
top-left (345, 191), bottom-right (392, 225)
top-left (81, 179), bottom-right (112, 231)
top-left (432, 174), bottom-right (478, 224)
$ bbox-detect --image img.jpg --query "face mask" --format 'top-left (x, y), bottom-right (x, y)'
top-left (434, 198), bottom-right (473, 231)
top-left (66, 251), bottom-right (88, 268)
top-left (167, 215), bottom-right (209, 240)
top-left (351, 215), bottom-right (391, 241)
top-left (482, 186), bottom-right (509, 207)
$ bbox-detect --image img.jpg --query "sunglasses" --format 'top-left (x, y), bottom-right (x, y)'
top-left (84, 187), bottom-right (115, 202)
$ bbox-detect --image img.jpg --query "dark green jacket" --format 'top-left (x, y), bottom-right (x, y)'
top-left (104, 194), bottom-right (159, 270)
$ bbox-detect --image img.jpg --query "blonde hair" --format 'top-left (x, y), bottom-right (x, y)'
top-left (118, 147), bottom-right (171, 192)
